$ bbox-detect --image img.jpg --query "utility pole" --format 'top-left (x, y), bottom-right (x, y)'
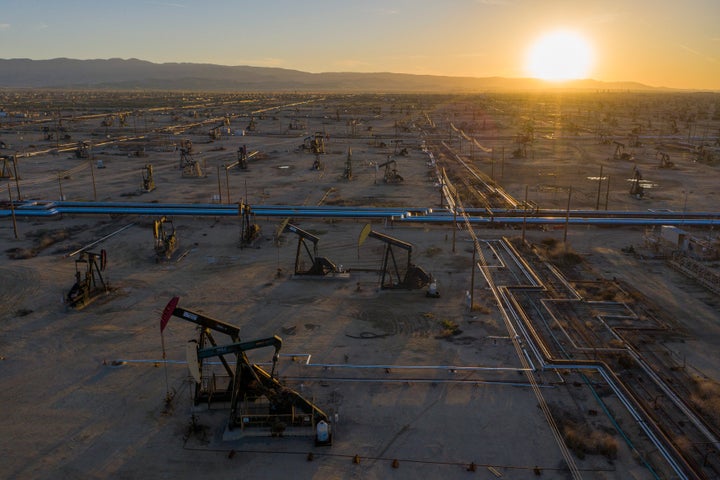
top-left (8, 183), bottom-right (18, 239)
top-left (563, 186), bottom-right (572, 245)
top-left (89, 159), bottom-right (97, 201)
top-left (595, 164), bottom-right (603, 210)
top-left (522, 185), bottom-right (529, 244)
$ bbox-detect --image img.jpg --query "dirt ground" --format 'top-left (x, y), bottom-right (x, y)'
top-left (1, 92), bottom-right (719, 479)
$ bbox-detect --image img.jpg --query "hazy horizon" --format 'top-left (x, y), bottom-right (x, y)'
top-left (1, 0), bottom-right (718, 90)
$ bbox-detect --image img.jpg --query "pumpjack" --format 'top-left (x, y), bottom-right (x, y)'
top-left (239, 202), bottom-right (261, 248)
top-left (657, 151), bottom-right (674, 169)
top-left (343, 148), bottom-right (352, 180)
top-left (377, 158), bottom-right (403, 184)
top-left (312, 154), bottom-right (322, 171)
top-left (0, 154), bottom-right (16, 179)
top-left (282, 222), bottom-right (339, 276)
top-left (66, 250), bottom-right (109, 309)
top-left (75, 141), bottom-right (91, 159)
top-left (160, 297), bottom-right (331, 443)
top-left (153, 216), bottom-right (177, 261)
top-left (238, 145), bottom-right (248, 170)
top-left (141, 164), bottom-right (155, 192)
top-left (630, 166), bottom-right (644, 198)
top-left (301, 132), bottom-right (325, 154)
top-left (613, 141), bottom-right (634, 161)
top-left (358, 224), bottom-right (430, 289)
top-left (232, 145), bottom-right (258, 170)
top-left (179, 139), bottom-right (203, 177)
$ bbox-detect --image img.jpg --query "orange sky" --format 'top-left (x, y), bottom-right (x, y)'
top-left (0, 0), bottom-right (718, 90)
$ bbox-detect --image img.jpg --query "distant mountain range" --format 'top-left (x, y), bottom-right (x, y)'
top-left (0, 57), bottom-right (661, 92)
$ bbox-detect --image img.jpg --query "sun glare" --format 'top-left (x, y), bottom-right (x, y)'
top-left (525, 30), bottom-right (594, 81)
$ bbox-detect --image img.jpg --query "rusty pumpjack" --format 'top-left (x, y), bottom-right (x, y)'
top-left (358, 224), bottom-right (430, 289)
top-left (657, 151), bottom-right (674, 169)
top-left (161, 297), bottom-right (331, 443)
top-left (377, 158), bottom-right (403, 184)
top-left (630, 166), bottom-right (644, 198)
top-left (306, 132), bottom-right (325, 154)
top-left (153, 216), bottom-right (177, 261)
top-left (1, 154), bottom-right (17, 179)
top-left (283, 222), bottom-right (338, 276)
top-left (66, 250), bottom-right (109, 309)
top-left (141, 164), bottom-right (155, 192)
top-left (179, 139), bottom-right (203, 177)
top-left (239, 202), bottom-right (261, 248)
top-left (613, 141), bottom-right (634, 161)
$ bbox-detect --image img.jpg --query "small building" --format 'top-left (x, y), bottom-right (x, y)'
top-left (660, 225), bottom-right (688, 250)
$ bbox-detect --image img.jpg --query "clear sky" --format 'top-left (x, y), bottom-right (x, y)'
top-left (1, 0), bottom-right (719, 90)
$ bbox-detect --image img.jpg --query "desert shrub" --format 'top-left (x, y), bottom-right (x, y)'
top-left (437, 319), bottom-right (462, 337)
top-left (563, 424), bottom-right (619, 460)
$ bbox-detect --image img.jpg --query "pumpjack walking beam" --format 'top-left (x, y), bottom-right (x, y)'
top-left (66, 250), bottom-right (109, 309)
top-left (161, 298), bottom-right (329, 429)
top-left (358, 225), bottom-right (429, 289)
top-left (283, 223), bottom-right (337, 275)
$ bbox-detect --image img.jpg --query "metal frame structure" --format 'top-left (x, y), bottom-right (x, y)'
top-left (161, 298), bottom-right (329, 433)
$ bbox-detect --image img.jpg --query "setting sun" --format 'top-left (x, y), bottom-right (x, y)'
top-left (525, 30), bottom-right (594, 81)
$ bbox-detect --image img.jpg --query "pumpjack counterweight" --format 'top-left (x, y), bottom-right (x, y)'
top-left (161, 298), bottom-right (330, 441)
top-left (358, 225), bottom-right (430, 289)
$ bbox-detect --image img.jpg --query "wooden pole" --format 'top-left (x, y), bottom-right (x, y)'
top-left (216, 165), bottom-right (222, 203)
top-left (604, 176), bottom-right (610, 210)
top-left (225, 165), bottom-right (231, 204)
top-left (563, 186), bottom-right (572, 245)
top-left (8, 183), bottom-right (18, 239)
top-left (595, 164), bottom-right (603, 210)
top-left (89, 160), bottom-right (97, 201)
top-left (470, 244), bottom-right (476, 308)
top-left (12, 154), bottom-right (21, 201)
top-left (522, 185), bottom-right (528, 244)
top-left (452, 207), bottom-right (457, 254)
top-left (57, 172), bottom-right (64, 200)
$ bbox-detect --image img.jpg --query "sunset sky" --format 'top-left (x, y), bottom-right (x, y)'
top-left (1, 0), bottom-right (718, 90)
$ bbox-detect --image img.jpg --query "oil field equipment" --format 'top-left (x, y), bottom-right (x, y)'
top-left (630, 166), bottom-right (644, 198)
top-left (153, 216), bottom-right (177, 261)
top-left (0, 154), bottom-right (16, 179)
top-left (343, 148), bottom-right (352, 180)
top-left (239, 202), bottom-right (261, 247)
top-left (282, 222), bottom-right (339, 276)
top-left (66, 250), bottom-right (109, 309)
top-left (657, 151), bottom-right (674, 169)
top-left (377, 158), bottom-right (403, 184)
top-left (312, 154), bottom-right (322, 171)
top-left (613, 141), bottom-right (634, 161)
top-left (141, 164), bottom-right (155, 192)
top-left (75, 141), bottom-right (91, 159)
top-left (160, 297), bottom-right (331, 443)
top-left (302, 132), bottom-right (325, 154)
top-left (358, 224), bottom-right (430, 289)
top-left (238, 145), bottom-right (248, 170)
top-left (233, 145), bottom-right (258, 170)
top-left (179, 139), bottom-right (204, 177)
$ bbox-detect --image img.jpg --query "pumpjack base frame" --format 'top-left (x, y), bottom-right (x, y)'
top-left (291, 272), bottom-right (351, 281)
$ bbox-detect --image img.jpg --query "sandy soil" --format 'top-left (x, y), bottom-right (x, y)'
top-left (1, 92), bottom-right (719, 479)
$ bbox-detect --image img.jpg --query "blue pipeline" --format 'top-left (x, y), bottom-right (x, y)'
top-left (1, 201), bottom-right (719, 226)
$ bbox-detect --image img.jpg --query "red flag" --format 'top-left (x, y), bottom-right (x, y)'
top-left (161, 296), bottom-right (179, 332)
